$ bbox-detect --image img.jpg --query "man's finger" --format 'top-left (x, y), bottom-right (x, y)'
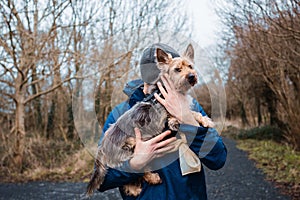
top-left (157, 81), bottom-right (168, 97)
top-left (161, 75), bottom-right (170, 92)
top-left (149, 130), bottom-right (172, 143)
top-left (162, 74), bottom-right (175, 91)
top-left (154, 93), bottom-right (165, 105)
top-left (134, 127), bottom-right (142, 141)
top-left (155, 137), bottom-right (176, 149)
top-left (155, 144), bottom-right (175, 155)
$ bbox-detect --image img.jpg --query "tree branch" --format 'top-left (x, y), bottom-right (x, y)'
top-left (23, 73), bottom-right (97, 105)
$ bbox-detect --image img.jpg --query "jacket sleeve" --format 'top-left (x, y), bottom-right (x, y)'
top-left (98, 160), bottom-right (144, 192)
top-left (97, 103), bottom-right (144, 192)
top-left (178, 100), bottom-right (227, 170)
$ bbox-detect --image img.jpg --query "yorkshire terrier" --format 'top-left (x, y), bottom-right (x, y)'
top-left (86, 44), bottom-right (214, 196)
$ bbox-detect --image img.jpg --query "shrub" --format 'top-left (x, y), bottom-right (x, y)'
top-left (237, 126), bottom-right (284, 143)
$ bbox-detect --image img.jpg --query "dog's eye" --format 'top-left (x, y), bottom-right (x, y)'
top-left (175, 68), bottom-right (181, 72)
top-left (188, 65), bottom-right (193, 69)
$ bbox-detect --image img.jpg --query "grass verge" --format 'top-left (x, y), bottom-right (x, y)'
top-left (236, 139), bottom-right (300, 199)
top-left (0, 134), bottom-right (95, 183)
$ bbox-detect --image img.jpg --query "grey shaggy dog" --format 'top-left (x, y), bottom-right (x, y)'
top-left (86, 44), bottom-right (213, 196)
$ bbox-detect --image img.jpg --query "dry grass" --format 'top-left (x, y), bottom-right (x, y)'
top-left (223, 124), bottom-right (300, 200)
top-left (237, 139), bottom-right (300, 199)
top-left (0, 133), bottom-right (95, 183)
top-left (22, 149), bottom-right (95, 182)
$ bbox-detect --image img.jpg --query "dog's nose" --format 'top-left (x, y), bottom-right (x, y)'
top-left (188, 73), bottom-right (196, 85)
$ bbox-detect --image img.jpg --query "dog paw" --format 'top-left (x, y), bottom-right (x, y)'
top-left (128, 187), bottom-right (142, 197)
top-left (168, 117), bottom-right (179, 131)
top-left (192, 111), bottom-right (215, 128)
top-left (123, 184), bottom-right (142, 197)
top-left (202, 116), bottom-right (215, 128)
top-left (144, 172), bottom-right (162, 185)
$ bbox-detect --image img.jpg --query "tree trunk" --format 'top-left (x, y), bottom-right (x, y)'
top-left (67, 101), bottom-right (74, 139)
top-left (13, 74), bottom-right (26, 171)
top-left (95, 78), bottom-right (102, 125)
top-left (31, 69), bottom-right (43, 131)
top-left (256, 97), bottom-right (262, 126)
top-left (238, 100), bottom-right (249, 127)
top-left (13, 102), bottom-right (25, 171)
top-left (46, 98), bottom-right (56, 138)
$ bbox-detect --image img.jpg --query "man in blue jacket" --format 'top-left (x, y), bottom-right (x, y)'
top-left (97, 43), bottom-right (227, 199)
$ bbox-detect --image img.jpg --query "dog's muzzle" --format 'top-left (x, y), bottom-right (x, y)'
top-left (187, 73), bottom-right (197, 86)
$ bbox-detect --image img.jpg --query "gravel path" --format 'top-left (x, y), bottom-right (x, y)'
top-left (0, 137), bottom-right (290, 200)
top-left (205, 137), bottom-right (290, 200)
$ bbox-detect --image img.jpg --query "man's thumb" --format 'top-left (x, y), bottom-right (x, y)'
top-left (134, 127), bottom-right (141, 141)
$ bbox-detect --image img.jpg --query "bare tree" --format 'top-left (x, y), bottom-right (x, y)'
top-left (216, 0), bottom-right (300, 149)
top-left (0, 0), bottom-right (96, 170)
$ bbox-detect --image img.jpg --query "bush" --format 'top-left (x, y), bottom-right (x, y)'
top-left (237, 126), bottom-right (284, 143)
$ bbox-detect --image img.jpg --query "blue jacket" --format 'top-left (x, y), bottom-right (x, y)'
top-left (98, 79), bottom-right (227, 200)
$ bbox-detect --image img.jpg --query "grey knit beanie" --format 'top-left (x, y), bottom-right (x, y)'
top-left (139, 43), bottom-right (180, 84)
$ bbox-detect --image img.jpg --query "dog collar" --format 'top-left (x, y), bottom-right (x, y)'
top-left (143, 88), bottom-right (162, 104)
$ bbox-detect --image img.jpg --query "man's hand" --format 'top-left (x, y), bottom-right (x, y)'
top-left (129, 128), bottom-right (176, 171)
top-left (154, 74), bottom-right (198, 126)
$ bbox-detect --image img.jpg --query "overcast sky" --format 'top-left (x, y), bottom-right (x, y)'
top-left (186, 0), bottom-right (219, 47)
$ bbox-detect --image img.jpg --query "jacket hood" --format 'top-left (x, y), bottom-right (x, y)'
top-left (122, 79), bottom-right (144, 97)
top-left (123, 79), bottom-right (145, 107)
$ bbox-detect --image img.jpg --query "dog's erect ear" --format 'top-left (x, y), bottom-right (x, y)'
top-left (156, 48), bottom-right (172, 64)
top-left (183, 44), bottom-right (194, 62)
